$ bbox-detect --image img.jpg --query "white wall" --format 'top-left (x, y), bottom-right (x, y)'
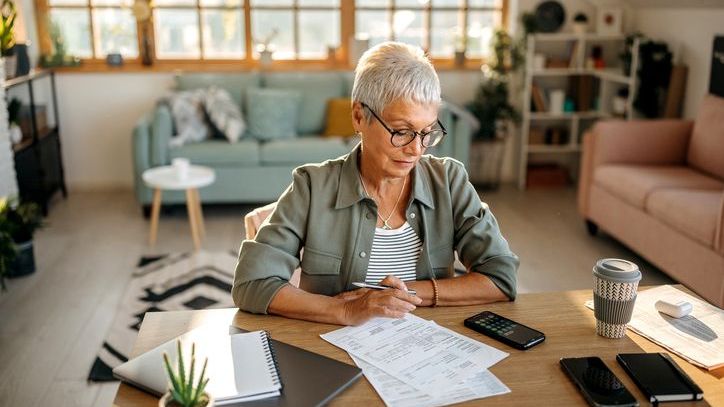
top-left (633, 7), bottom-right (724, 118)
top-left (56, 73), bottom-right (175, 189)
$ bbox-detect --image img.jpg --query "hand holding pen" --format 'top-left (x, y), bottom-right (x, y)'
top-left (338, 275), bottom-right (422, 325)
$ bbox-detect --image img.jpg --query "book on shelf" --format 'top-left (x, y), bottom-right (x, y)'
top-left (531, 84), bottom-right (547, 112)
top-left (568, 40), bottom-right (579, 69)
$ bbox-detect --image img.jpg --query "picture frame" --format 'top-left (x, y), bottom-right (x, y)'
top-left (597, 7), bottom-right (623, 35)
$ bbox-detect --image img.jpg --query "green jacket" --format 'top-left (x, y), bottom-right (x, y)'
top-left (233, 144), bottom-right (519, 314)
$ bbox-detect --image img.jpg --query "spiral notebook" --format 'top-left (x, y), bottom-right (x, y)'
top-left (113, 326), bottom-right (282, 405)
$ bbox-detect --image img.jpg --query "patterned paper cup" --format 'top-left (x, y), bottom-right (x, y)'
top-left (592, 259), bottom-right (642, 338)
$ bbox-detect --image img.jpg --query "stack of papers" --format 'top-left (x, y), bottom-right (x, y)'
top-left (321, 314), bottom-right (510, 407)
top-left (585, 285), bottom-right (724, 370)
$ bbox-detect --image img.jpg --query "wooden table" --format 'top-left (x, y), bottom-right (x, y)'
top-left (113, 288), bottom-right (723, 406)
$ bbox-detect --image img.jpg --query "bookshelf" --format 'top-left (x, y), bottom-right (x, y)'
top-left (518, 33), bottom-right (640, 188)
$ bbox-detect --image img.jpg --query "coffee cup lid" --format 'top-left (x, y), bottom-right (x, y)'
top-left (593, 258), bottom-right (641, 283)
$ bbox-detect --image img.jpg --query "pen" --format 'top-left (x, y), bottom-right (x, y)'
top-left (352, 282), bottom-right (417, 296)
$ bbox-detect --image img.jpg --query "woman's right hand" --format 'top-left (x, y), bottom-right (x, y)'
top-left (341, 288), bottom-right (422, 326)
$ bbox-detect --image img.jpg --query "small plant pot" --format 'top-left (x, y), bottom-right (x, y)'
top-left (8, 240), bottom-right (36, 278)
top-left (159, 391), bottom-right (215, 407)
top-left (259, 50), bottom-right (273, 68)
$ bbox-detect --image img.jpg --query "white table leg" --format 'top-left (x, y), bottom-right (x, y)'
top-left (186, 189), bottom-right (201, 251)
top-left (149, 188), bottom-right (162, 247)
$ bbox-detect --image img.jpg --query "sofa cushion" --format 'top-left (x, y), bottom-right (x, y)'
top-left (646, 188), bottom-right (723, 247)
top-left (264, 72), bottom-right (345, 135)
top-left (594, 164), bottom-right (724, 209)
top-left (170, 140), bottom-right (259, 166)
top-left (260, 138), bottom-right (350, 165)
top-left (175, 73), bottom-right (261, 111)
top-left (246, 87), bottom-right (301, 141)
top-left (687, 94), bottom-right (724, 180)
top-left (322, 98), bottom-right (355, 137)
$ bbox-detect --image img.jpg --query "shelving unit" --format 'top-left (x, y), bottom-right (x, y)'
top-left (518, 33), bottom-right (640, 188)
top-left (5, 70), bottom-right (67, 214)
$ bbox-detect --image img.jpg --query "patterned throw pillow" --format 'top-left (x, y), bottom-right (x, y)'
top-left (166, 89), bottom-right (209, 147)
top-left (246, 87), bottom-right (302, 140)
top-left (322, 98), bottom-right (356, 138)
top-left (203, 86), bottom-right (245, 143)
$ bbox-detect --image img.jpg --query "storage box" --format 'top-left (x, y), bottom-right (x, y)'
top-left (526, 164), bottom-right (569, 188)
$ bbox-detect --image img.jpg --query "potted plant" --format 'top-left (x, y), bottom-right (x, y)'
top-left (161, 340), bottom-right (213, 407)
top-left (465, 29), bottom-right (524, 189)
top-left (0, 0), bottom-right (16, 78)
top-left (572, 12), bottom-right (588, 35)
top-left (0, 198), bottom-right (42, 280)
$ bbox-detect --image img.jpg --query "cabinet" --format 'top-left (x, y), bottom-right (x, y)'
top-left (6, 70), bottom-right (66, 214)
top-left (518, 33), bottom-right (640, 188)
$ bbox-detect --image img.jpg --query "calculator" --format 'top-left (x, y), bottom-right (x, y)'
top-left (464, 311), bottom-right (545, 350)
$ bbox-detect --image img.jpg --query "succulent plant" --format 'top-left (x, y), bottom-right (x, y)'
top-left (162, 340), bottom-right (210, 407)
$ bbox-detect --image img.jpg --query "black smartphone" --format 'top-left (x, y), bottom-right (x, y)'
top-left (560, 357), bottom-right (638, 407)
top-left (464, 311), bottom-right (545, 350)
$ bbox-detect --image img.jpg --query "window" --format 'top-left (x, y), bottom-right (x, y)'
top-left (47, 0), bottom-right (138, 59)
top-left (356, 0), bottom-right (504, 59)
top-left (40, 0), bottom-right (505, 65)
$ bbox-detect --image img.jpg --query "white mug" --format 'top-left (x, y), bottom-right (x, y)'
top-left (549, 90), bottom-right (566, 114)
top-left (172, 158), bottom-right (190, 180)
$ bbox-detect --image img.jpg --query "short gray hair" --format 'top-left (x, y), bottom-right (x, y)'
top-left (351, 42), bottom-right (441, 123)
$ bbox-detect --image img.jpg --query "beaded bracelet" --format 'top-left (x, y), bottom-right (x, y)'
top-left (430, 279), bottom-right (439, 307)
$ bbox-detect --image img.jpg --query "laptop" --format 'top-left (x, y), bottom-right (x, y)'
top-left (228, 326), bottom-right (363, 407)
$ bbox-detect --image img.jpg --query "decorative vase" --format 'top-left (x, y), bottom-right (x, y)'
top-left (259, 50), bottom-right (273, 68)
top-left (7, 240), bottom-right (35, 278)
top-left (572, 22), bottom-right (588, 35)
top-left (158, 392), bottom-right (214, 407)
top-left (2, 54), bottom-right (17, 79)
top-left (14, 43), bottom-right (30, 76)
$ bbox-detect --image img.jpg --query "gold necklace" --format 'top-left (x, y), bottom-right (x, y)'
top-left (359, 171), bottom-right (407, 230)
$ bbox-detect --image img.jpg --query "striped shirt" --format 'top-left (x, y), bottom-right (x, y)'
top-left (364, 222), bottom-right (423, 284)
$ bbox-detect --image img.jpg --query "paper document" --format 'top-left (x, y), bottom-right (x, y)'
top-left (321, 314), bottom-right (508, 394)
top-left (350, 354), bottom-right (510, 407)
top-left (585, 285), bottom-right (724, 370)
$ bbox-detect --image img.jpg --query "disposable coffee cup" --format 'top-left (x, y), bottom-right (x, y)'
top-left (592, 259), bottom-right (641, 338)
top-left (172, 158), bottom-right (190, 180)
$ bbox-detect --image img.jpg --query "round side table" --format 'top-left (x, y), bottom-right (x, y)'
top-left (142, 165), bottom-right (215, 250)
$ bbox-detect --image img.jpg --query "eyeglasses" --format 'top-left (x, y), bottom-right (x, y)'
top-left (362, 103), bottom-right (447, 148)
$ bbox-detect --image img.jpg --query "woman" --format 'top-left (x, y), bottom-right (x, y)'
top-left (233, 42), bottom-right (518, 326)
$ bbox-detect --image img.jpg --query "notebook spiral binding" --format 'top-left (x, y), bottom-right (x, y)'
top-left (261, 331), bottom-right (283, 389)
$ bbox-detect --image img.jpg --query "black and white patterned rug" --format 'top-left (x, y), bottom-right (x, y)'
top-left (87, 250), bottom-right (237, 381)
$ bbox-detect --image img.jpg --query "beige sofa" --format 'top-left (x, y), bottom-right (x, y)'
top-left (578, 94), bottom-right (724, 308)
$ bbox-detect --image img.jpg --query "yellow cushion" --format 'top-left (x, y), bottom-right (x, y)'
top-left (322, 98), bottom-right (355, 137)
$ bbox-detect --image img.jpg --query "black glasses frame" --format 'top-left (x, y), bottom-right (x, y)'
top-left (361, 103), bottom-right (447, 148)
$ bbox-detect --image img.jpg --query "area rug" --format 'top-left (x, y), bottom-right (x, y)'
top-left (87, 250), bottom-right (237, 381)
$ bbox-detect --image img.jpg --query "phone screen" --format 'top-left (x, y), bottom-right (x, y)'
top-left (560, 357), bottom-right (638, 407)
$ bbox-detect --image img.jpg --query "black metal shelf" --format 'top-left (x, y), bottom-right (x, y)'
top-left (6, 70), bottom-right (66, 215)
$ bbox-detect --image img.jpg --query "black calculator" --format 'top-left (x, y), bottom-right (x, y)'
top-left (464, 311), bottom-right (545, 350)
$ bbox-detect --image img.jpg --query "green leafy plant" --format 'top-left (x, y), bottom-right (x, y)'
top-left (162, 341), bottom-right (210, 407)
top-left (0, 0), bottom-right (16, 55)
top-left (0, 198), bottom-right (43, 290)
top-left (466, 29), bottom-right (525, 140)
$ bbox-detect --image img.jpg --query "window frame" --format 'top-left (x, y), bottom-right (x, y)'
top-left (34, 0), bottom-right (508, 71)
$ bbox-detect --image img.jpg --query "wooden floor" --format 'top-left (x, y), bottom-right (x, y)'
top-left (0, 187), bottom-right (674, 407)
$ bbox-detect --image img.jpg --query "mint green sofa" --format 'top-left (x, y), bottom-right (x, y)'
top-left (132, 71), bottom-right (476, 212)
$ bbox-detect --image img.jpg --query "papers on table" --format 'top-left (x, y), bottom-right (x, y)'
top-left (585, 285), bottom-right (724, 370)
top-left (321, 314), bottom-right (510, 406)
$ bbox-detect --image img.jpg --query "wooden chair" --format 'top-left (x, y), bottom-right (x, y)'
top-left (243, 202), bottom-right (301, 287)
